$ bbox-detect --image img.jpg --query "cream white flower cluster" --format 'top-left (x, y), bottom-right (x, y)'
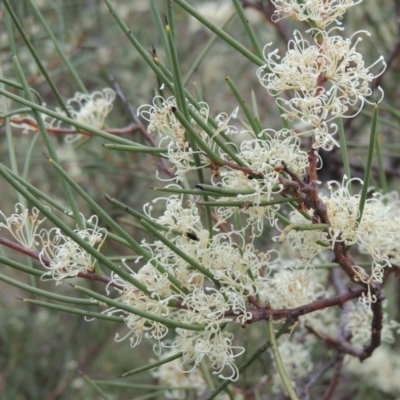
top-left (286, 180), bottom-right (399, 289)
top-left (344, 300), bottom-right (400, 346)
top-left (106, 196), bottom-right (278, 380)
top-left (257, 5), bottom-right (385, 150)
top-left (214, 129), bottom-right (309, 234)
top-left (63, 88), bottom-right (116, 143)
top-left (0, 203), bottom-right (45, 249)
top-left (138, 96), bottom-right (239, 180)
top-left (4, 0), bottom-right (396, 392)
top-left (345, 345), bottom-right (400, 397)
top-left (8, 88), bottom-right (116, 142)
top-left (40, 215), bottom-right (107, 283)
top-left (271, 0), bottom-right (362, 29)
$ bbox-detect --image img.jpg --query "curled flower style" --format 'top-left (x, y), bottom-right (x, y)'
top-left (40, 215), bottom-right (107, 283)
top-left (277, 93), bottom-right (341, 150)
top-left (271, 0), bottom-right (363, 29)
top-left (144, 194), bottom-right (205, 239)
top-left (144, 195), bottom-right (276, 298)
top-left (0, 203), bottom-right (45, 249)
top-left (322, 180), bottom-right (390, 251)
top-left (214, 129), bottom-right (309, 233)
top-left (286, 179), bottom-right (395, 288)
top-left (138, 96), bottom-right (185, 146)
top-left (105, 261), bottom-right (179, 349)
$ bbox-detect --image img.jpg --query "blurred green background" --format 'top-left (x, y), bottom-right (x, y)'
top-left (1, 0), bottom-right (400, 399)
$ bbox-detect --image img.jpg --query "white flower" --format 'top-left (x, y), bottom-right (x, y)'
top-left (214, 129), bottom-right (308, 233)
top-left (345, 346), bottom-right (400, 397)
top-left (64, 88), bottom-right (116, 142)
top-left (66, 88), bottom-right (115, 129)
top-left (40, 215), bottom-right (107, 283)
top-left (257, 30), bottom-right (385, 150)
top-left (286, 210), bottom-right (328, 261)
top-left (261, 262), bottom-right (327, 310)
top-left (0, 203), bottom-right (45, 248)
top-left (344, 300), bottom-right (397, 346)
top-left (105, 265), bottom-right (176, 348)
top-left (171, 328), bottom-right (244, 381)
top-left (271, 0), bottom-right (363, 29)
top-left (138, 96), bottom-right (239, 180)
top-left (359, 191), bottom-right (400, 266)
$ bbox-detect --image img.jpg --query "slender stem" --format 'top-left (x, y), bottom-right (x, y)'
top-left (268, 319), bottom-right (300, 400)
top-left (27, 0), bottom-right (87, 93)
top-left (357, 104), bottom-right (379, 224)
top-left (12, 56), bottom-right (85, 231)
top-left (225, 75), bottom-right (261, 135)
top-left (375, 132), bottom-right (388, 193)
top-left (172, 0), bottom-right (264, 66)
top-left (183, 11), bottom-right (237, 86)
top-left (22, 299), bottom-right (124, 323)
top-left (3, 0), bottom-right (71, 115)
top-left (0, 164), bottom-right (151, 294)
top-left (0, 272), bottom-right (95, 305)
top-left (231, 0), bottom-right (263, 59)
top-left (337, 118), bottom-right (351, 183)
top-left (73, 285), bottom-right (205, 331)
top-left (82, 373), bottom-right (112, 400)
top-left (120, 352), bottom-right (183, 377)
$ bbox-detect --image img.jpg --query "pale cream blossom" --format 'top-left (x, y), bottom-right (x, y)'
top-left (64, 88), bottom-right (116, 143)
top-left (344, 300), bottom-right (397, 346)
top-left (345, 346), bottom-right (400, 397)
top-left (0, 203), bottom-right (45, 249)
top-left (40, 215), bottom-right (107, 283)
top-left (138, 96), bottom-right (239, 179)
top-left (271, 0), bottom-right (363, 29)
top-left (214, 129), bottom-right (309, 233)
top-left (257, 29), bottom-right (385, 150)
